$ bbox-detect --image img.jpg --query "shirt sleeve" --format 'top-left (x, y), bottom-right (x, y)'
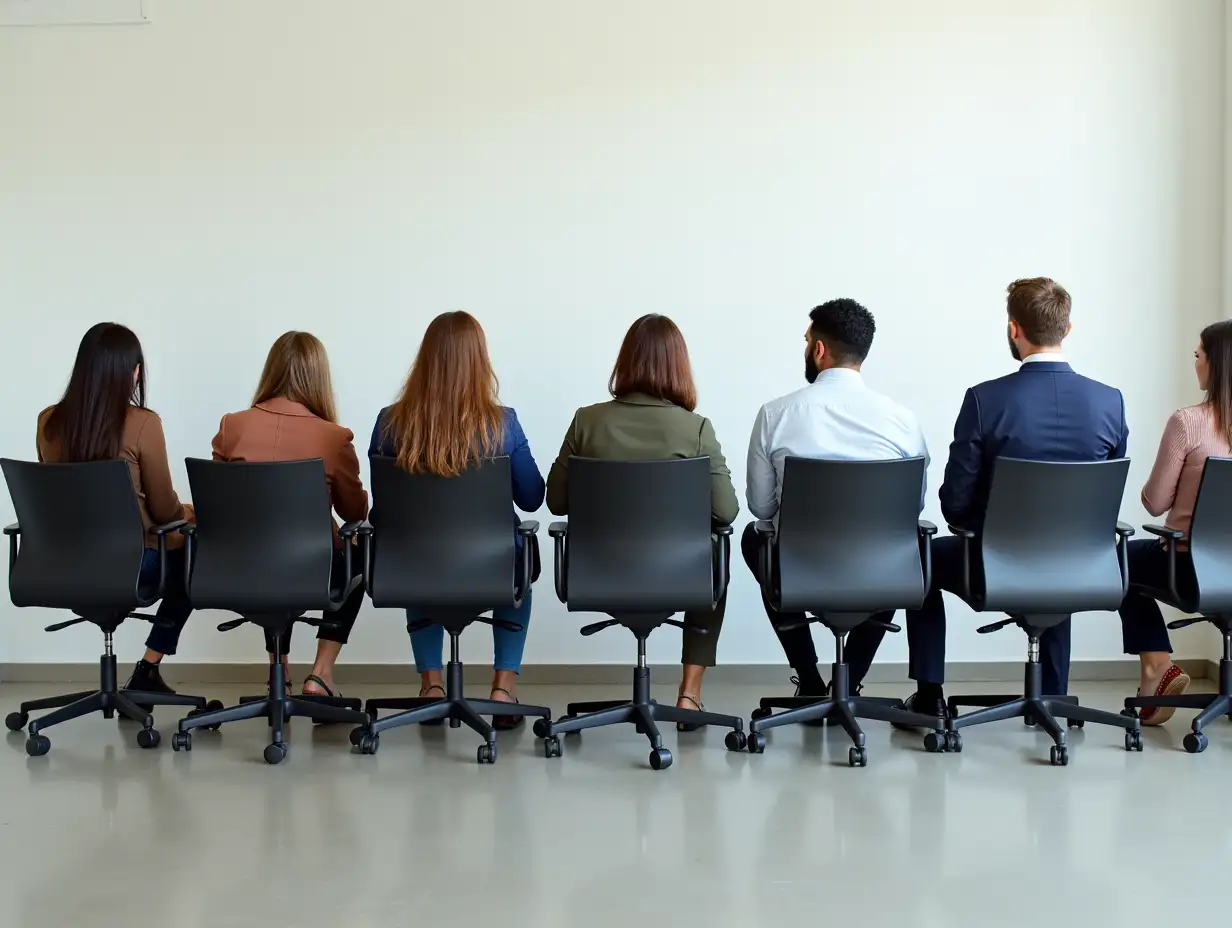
top-left (701, 416), bottom-right (740, 526)
top-left (545, 414), bottom-right (578, 516)
top-left (330, 428), bottom-right (370, 523)
top-left (505, 409), bottom-right (546, 512)
top-left (1140, 410), bottom-right (1189, 518)
top-left (137, 414), bottom-right (189, 526)
top-left (745, 405), bottom-right (777, 520)
top-left (210, 416), bottom-right (227, 461)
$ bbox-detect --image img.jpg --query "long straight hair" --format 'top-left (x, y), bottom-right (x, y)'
top-left (383, 312), bottom-right (504, 476)
top-left (44, 323), bottom-right (146, 461)
top-left (1201, 319), bottom-right (1232, 445)
top-left (251, 331), bottom-right (338, 423)
top-left (608, 314), bottom-right (698, 411)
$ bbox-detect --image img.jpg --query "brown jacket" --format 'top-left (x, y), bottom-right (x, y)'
top-left (37, 405), bottom-right (192, 549)
top-left (211, 397), bottom-right (368, 546)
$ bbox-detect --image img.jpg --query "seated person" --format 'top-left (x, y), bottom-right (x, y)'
top-left (37, 322), bottom-right (195, 695)
top-left (369, 311), bottom-right (545, 731)
top-left (547, 313), bottom-right (739, 722)
top-left (1118, 320), bottom-right (1232, 723)
top-left (212, 331), bottom-right (368, 700)
top-left (897, 278), bottom-right (1128, 717)
top-left (742, 299), bottom-right (929, 700)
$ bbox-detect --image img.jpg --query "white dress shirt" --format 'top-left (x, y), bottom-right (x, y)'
top-left (746, 367), bottom-right (929, 520)
top-left (1020, 349), bottom-right (1066, 366)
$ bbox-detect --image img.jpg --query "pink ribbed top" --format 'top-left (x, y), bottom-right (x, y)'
top-left (1141, 403), bottom-right (1232, 537)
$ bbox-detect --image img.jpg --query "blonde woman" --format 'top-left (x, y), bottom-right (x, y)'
top-left (212, 331), bottom-right (369, 697)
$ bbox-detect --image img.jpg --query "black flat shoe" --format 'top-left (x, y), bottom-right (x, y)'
top-left (891, 691), bottom-right (950, 731)
top-left (124, 660), bottom-right (176, 695)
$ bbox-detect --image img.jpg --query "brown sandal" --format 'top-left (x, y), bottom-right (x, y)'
top-left (418, 683), bottom-right (445, 726)
top-left (490, 687), bottom-right (524, 732)
top-left (676, 692), bottom-right (705, 732)
top-left (1139, 664), bottom-right (1191, 726)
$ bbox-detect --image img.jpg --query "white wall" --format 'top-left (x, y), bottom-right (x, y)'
top-left (0, 0), bottom-right (1224, 667)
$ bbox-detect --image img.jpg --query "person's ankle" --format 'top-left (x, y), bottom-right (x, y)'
top-left (916, 681), bottom-right (944, 702)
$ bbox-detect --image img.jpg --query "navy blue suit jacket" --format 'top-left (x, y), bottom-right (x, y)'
top-left (939, 361), bottom-right (1128, 528)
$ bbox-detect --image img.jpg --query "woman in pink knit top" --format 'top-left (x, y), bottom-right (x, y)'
top-left (1120, 320), bottom-right (1232, 724)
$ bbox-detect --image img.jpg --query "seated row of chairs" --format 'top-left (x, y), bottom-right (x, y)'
top-left (4, 453), bottom-right (1231, 770)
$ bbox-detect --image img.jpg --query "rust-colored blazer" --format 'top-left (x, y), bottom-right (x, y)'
top-left (210, 397), bottom-right (368, 546)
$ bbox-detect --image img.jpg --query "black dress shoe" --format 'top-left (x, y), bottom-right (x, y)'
top-left (891, 691), bottom-right (950, 731)
top-left (123, 660), bottom-right (177, 695)
top-left (790, 676), bottom-right (830, 727)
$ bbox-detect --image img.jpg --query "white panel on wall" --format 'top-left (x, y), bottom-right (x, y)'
top-left (0, 0), bottom-right (147, 27)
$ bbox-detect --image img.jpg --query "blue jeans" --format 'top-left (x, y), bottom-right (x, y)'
top-left (138, 547), bottom-right (194, 657)
top-left (408, 591), bottom-right (532, 673)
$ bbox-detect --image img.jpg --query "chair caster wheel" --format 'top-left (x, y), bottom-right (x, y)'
top-left (477, 743), bottom-right (497, 765)
top-left (1067, 718), bottom-right (1084, 729)
top-left (1050, 744), bottom-right (1069, 766)
top-left (5, 712), bottom-right (27, 732)
top-left (724, 730), bottom-right (747, 752)
top-left (946, 731), bottom-right (963, 753)
top-left (136, 727), bottom-right (161, 750)
top-left (25, 734), bottom-right (50, 757)
top-left (1125, 729), bottom-right (1143, 752)
top-left (359, 734), bottom-right (379, 755)
top-left (532, 718), bottom-right (552, 739)
top-left (203, 700), bottom-right (225, 730)
top-left (349, 727), bottom-right (366, 747)
top-left (263, 743), bottom-right (288, 765)
top-left (848, 746), bottom-right (868, 767)
top-left (543, 735), bottom-right (562, 758)
top-left (367, 709), bottom-right (379, 724)
top-left (747, 732), bottom-right (766, 754)
top-left (171, 731), bottom-right (191, 752)
top-left (924, 731), bottom-right (947, 753)
top-left (1183, 731), bottom-right (1208, 754)
top-left (649, 747), bottom-right (673, 771)
top-left (751, 707), bottom-right (771, 721)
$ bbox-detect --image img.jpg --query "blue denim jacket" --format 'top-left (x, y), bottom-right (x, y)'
top-left (368, 406), bottom-right (545, 544)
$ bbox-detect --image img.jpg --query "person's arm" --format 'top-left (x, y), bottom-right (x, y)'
top-left (330, 428), bottom-right (369, 522)
top-left (1140, 410), bottom-right (1188, 517)
top-left (545, 414), bottom-right (578, 516)
top-left (1113, 393), bottom-right (1129, 459)
top-left (505, 410), bottom-right (545, 512)
top-left (210, 416), bottom-right (228, 461)
top-left (938, 388), bottom-right (982, 528)
top-left (910, 417), bottom-right (931, 515)
top-left (745, 405), bottom-right (777, 520)
top-left (700, 416), bottom-right (739, 526)
top-left (368, 408), bottom-right (392, 459)
top-left (136, 413), bottom-right (189, 525)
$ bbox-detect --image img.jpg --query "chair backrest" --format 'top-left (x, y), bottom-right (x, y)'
top-left (1, 458), bottom-right (145, 610)
top-left (564, 457), bottom-right (715, 613)
top-left (185, 458), bottom-right (336, 613)
top-left (1186, 457), bottom-right (1232, 613)
top-left (777, 456), bottom-right (927, 613)
top-left (368, 455), bottom-right (517, 609)
top-left (979, 457), bottom-right (1130, 613)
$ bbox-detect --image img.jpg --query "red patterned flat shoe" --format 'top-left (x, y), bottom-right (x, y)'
top-left (1139, 664), bottom-right (1191, 726)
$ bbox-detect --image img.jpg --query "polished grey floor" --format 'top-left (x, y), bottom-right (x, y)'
top-left (0, 678), bottom-right (1228, 927)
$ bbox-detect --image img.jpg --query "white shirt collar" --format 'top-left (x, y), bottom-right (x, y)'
top-left (810, 366), bottom-right (865, 386)
top-left (1020, 350), bottom-right (1065, 366)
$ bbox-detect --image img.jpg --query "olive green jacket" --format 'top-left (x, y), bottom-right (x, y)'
top-left (545, 393), bottom-right (740, 525)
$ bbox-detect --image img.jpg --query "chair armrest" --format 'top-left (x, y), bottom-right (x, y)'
top-left (753, 520), bottom-right (775, 537)
top-left (5, 523), bottom-right (18, 576)
top-left (947, 523), bottom-right (976, 539)
top-left (548, 521), bottom-right (569, 538)
top-left (152, 519), bottom-right (189, 536)
top-left (339, 519), bottom-right (370, 539)
top-left (514, 522), bottom-right (540, 604)
top-left (1143, 523), bottom-right (1185, 542)
top-left (549, 521), bottom-right (568, 603)
top-left (138, 520), bottom-right (191, 607)
top-left (713, 523), bottom-right (734, 536)
top-left (517, 520), bottom-right (540, 536)
top-left (1116, 521), bottom-right (1135, 538)
top-left (944, 524), bottom-right (976, 601)
top-left (917, 520), bottom-right (938, 536)
top-left (178, 524), bottom-right (197, 536)
top-left (3, 523), bottom-right (19, 536)
top-left (711, 526), bottom-right (732, 605)
top-left (916, 521), bottom-right (938, 596)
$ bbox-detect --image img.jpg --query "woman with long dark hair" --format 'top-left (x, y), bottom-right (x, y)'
top-left (546, 314), bottom-right (739, 723)
top-left (370, 312), bottom-right (545, 730)
top-left (1119, 319), bottom-right (1232, 723)
top-left (37, 323), bottom-right (194, 693)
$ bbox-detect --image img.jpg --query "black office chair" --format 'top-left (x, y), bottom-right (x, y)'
top-left (537, 457), bottom-right (745, 771)
top-left (1124, 457), bottom-right (1232, 753)
top-left (170, 458), bottom-right (371, 764)
top-left (1, 459), bottom-right (216, 756)
top-left (945, 458), bottom-right (1143, 765)
top-left (351, 456), bottom-right (551, 764)
top-left (744, 457), bottom-right (949, 766)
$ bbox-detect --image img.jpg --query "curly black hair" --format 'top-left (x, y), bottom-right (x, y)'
top-left (808, 298), bottom-right (875, 365)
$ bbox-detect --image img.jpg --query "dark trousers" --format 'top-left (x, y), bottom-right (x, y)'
top-left (1119, 538), bottom-right (1189, 654)
top-left (140, 547), bottom-right (194, 657)
top-left (739, 523), bottom-right (887, 687)
top-left (264, 549), bottom-right (365, 655)
top-left (905, 535), bottom-right (1072, 696)
top-left (680, 538), bottom-right (730, 667)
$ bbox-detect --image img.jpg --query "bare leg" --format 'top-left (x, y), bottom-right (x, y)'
top-left (142, 648), bottom-right (164, 663)
top-left (677, 663), bottom-right (706, 709)
top-left (304, 640), bottom-right (343, 695)
top-left (419, 670), bottom-right (444, 697)
top-left (490, 669), bottom-right (517, 704)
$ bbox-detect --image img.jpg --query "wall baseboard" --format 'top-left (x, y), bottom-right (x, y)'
top-left (0, 658), bottom-right (1217, 686)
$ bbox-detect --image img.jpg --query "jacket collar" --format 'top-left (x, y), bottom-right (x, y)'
top-left (254, 397), bottom-right (316, 417)
top-left (614, 392), bottom-right (679, 408)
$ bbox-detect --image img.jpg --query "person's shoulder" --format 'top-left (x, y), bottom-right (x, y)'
top-left (759, 384), bottom-right (812, 419)
top-left (36, 405), bottom-right (55, 427)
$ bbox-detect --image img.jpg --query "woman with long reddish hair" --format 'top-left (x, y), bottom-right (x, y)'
top-left (546, 314), bottom-right (739, 724)
top-left (369, 312), bottom-right (545, 730)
